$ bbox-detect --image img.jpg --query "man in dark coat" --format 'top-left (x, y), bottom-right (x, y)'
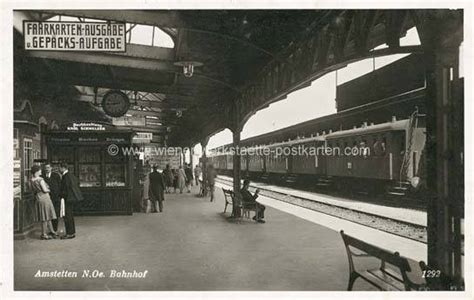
top-left (184, 163), bottom-right (194, 193)
top-left (42, 163), bottom-right (62, 232)
top-left (207, 164), bottom-right (217, 202)
top-left (240, 179), bottom-right (265, 223)
top-left (59, 162), bottom-right (83, 239)
top-left (149, 165), bottom-right (165, 212)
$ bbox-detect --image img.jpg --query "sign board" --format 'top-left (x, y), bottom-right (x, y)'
top-left (113, 116), bottom-right (146, 127)
top-left (48, 133), bottom-right (130, 145)
top-left (144, 145), bottom-right (181, 170)
top-left (66, 122), bottom-right (106, 131)
top-left (148, 154), bottom-right (181, 171)
top-left (132, 132), bottom-right (153, 144)
top-left (23, 21), bottom-right (126, 51)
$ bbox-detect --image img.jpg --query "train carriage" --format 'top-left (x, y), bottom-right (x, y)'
top-left (264, 144), bottom-right (288, 174)
top-left (287, 137), bottom-right (327, 176)
top-left (225, 153), bottom-right (233, 171)
top-left (240, 153), bottom-right (248, 173)
top-left (324, 118), bottom-right (425, 185)
top-left (247, 146), bottom-right (265, 173)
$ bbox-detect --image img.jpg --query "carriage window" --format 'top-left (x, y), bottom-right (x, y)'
top-left (381, 137), bottom-right (387, 155)
top-left (360, 139), bottom-right (369, 158)
top-left (400, 136), bottom-right (406, 156)
top-left (373, 138), bottom-right (381, 156)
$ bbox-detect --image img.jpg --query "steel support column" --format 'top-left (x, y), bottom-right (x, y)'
top-left (232, 129), bottom-right (242, 217)
top-left (230, 97), bottom-right (243, 218)
top-left (200, 138), bottom-right (209, 196)
top-left (419, 11), bottom-right (464, 289)
top-left (189, 145), bottom-right (194, 175)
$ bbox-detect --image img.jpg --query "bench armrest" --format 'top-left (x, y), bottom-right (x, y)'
top-left (351, 253), bottom-right (373, 258)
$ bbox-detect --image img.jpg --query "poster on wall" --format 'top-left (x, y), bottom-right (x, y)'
top-left (145, 151), bottom-right (181, 170)
top-left (13, 159), bottom-right (21, 200)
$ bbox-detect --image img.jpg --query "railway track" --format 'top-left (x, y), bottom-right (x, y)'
top-left (215, 177), bottom-right (427, 244)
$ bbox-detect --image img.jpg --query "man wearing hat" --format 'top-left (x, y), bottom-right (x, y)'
top-left (148, 165), bottom-right (166, 213)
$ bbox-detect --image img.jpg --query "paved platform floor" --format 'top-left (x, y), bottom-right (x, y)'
top-left (14, 186), bottom-right (382, 291)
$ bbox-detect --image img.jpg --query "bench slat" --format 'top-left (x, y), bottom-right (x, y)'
top-left (382, 266), bottom-right (406, 283)
top-left (360, 270), bottom-right (405, 291)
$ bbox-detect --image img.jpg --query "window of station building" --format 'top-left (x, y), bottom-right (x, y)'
top-left (50, 146), bottom-right (75, 174)
top-left (104, 147), bottom-right (127, 187)
top-left (78, 147), bottom-right (101, 187)
top-left (23, 138), bottom-right (32, 190)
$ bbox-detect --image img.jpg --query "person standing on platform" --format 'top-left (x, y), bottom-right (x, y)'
top-left (148, 165), bottom-right (165, 213)
top-left (176, 165), bottom-right (187, 194)
top-left (59, 162), bottom-right (83, 239)
top-left (42, 163), bottom-right (62, 233)
top-left (194, 163), bottom-right (202, 187)
top-left (185, 163), bottom-right (194, 193)
top-left (142, 168), bottom-right (150, 212)
top-left (172, 168), bottom-right (178, 193)
top-left (163, 164), bottom-right (174, 193)
top-left (31, 165), bottom-right (58, 240)
top-left (207, 164), bottom-right (217, 202)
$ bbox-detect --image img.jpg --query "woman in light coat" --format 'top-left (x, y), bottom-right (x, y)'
top-left (30, 165), bottom-right (58, 239)
top-left (176, 165), bottom-right (187, 194)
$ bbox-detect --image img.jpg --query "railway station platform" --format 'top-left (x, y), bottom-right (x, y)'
top-left (12, 185), bottom-right (418, 291)
top-left (217, 175), bottom-right (427, 227)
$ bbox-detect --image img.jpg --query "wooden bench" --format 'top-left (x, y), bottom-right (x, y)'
top-left (240, 200), bottom-right (259, 221)
top-left (222, 188), bottom-right (258, 221)
top-left (222, 188), bottom-right (234, 213)
top-left (340, 230), bottom-right (422, 291)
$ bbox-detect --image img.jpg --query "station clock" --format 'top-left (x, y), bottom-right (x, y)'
top-left (101, 90), bottom-right (130, 117)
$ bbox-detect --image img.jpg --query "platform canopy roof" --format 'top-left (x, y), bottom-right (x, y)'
top-left (14, 9), bottom-right (458, 147)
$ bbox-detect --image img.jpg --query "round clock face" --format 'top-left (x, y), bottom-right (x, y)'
top-left (102, 90), bottom-right (130, 117)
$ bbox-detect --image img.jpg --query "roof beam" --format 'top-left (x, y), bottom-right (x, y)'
top-left (76, 92), bottom-right (194, 108)
top-left (27, 44), bottom-right (176, 72)
top-left (119, 125), bottom-right (170, 133)
top-left (125, 109), bottom-right (174, 118)
top-left (37, 10), bottom-right (184, 28)
top-left (28, 72), bottom-right (195, 95)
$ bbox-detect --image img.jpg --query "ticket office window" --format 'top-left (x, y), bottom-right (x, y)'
top-left (78, 147), bottom-right (102, 188)
top-left (49, 144), bottom-right (129, 188)
top-left (50, 146), bottom-right (75, 174)
top-left (104, 149), bottom-right (127, 187)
